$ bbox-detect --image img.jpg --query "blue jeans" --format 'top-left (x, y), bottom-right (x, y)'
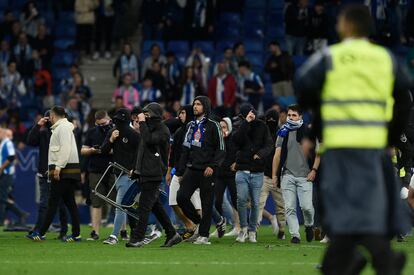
top-left (0, 174), bottom-right (13, 225)
top-left (285, 35), bottom-right (306, 55)
top-left (236, 171), bottom-right (264, 232)
top-left (111, 175), bottom-right (134, 237)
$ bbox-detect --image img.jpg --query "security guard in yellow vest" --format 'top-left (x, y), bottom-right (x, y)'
top-left (295, 5), bottom-right (412, 275)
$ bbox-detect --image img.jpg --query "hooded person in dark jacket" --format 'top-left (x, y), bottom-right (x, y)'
top-left (258, 109), bottom-right (286, 240)
top-left (166, 105), bottom-right (201, 235)
top-left (126, 103), bottom-right (182, 248)
top-left (176, 96), bottom-right (226, 245)
top-left (232, 103), bottom-right (273, 243)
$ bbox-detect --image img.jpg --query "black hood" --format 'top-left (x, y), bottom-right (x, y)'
top-left (265, 109), bottom-right (279, 122)
top-left (143, 102), bottom-right (163, 119)
top-left (265, 109), bottom-right (280, 138)
top-left (113, 108), bottom-right (131, 128)
top-left (239, 103), bottom-right (257, 119)
top-left (193, 96), bottom-right (212, 117)
top-left (181, 105), bottom-right (194, 124)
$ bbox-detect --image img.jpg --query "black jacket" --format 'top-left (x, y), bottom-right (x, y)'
top-left (101, 122), bottom-right (140, 172)
top-left (232, 118), bottom-right (273, 173)
top-left (264, 109), bottom-right (280, 178)
top-left (176, 96), bottom-right (226, 175)
top-left (134, 103), bottom-right (170, 183)
top-left (217, 133), bottom-right (237, 178)
top-left (26, 124), bottom-right (51, 176)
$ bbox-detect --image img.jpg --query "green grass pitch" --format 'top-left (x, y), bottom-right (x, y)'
top-left (0, 226), bottom-right (412, 275)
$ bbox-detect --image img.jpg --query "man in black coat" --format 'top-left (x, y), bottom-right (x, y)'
top-left (232, 103), bottom-right (273, 243)
top-left (176, 96), bottom-right (226, 245)
top-left (127, 103), bottom-right (182, 248)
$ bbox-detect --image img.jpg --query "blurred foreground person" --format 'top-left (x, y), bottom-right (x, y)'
top-left (296, 5), bottom-right (412, 274)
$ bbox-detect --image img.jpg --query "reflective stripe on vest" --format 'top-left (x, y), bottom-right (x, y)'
top-left (321, 39), bottom-right (395, 149)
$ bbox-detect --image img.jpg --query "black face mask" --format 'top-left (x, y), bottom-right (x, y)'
top-left (266, 120), bottom-right (278, 134)
top-left (97, 124), bottom-right (112, 133)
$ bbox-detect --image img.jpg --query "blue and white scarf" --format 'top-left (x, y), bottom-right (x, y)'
top-left (183, 117), bottom-right (206, 148)
top-left (120, 54), bottom-right (138, 81)
top-left (277, 118), bottom-right (303, 138)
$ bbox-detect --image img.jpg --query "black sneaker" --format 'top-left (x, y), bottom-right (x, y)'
top-left (277, 231), bottom-right (286, 240)
top-left (125, 240), bottom-right (145, 248)
top-left (305, 226), bottom-right (314, 242)
top-left (216, 217), bottom-right (226, 238)
top-left (161, 233), bottom-right (183, 247)
top-left (120, 230), bottom-right (129, 241)
top-left (291, 237), bottom-right (301, 244)
top-left (87, 230), bottom-right (99, 241)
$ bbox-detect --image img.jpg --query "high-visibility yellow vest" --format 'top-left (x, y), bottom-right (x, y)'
top-left (321, 39), bottom-right (395, 149)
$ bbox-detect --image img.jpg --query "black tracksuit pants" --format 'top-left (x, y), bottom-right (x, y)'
top-left (177, 168), bottom-right (215, 238)
top-left (129, 181), bottom-right (176, 242)
top-left (215, 176), bottom-right (237, 216)
top-left (39, 178), bottom-right (80, 237)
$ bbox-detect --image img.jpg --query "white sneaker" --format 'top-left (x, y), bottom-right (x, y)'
top-left (104, 51), bottom-right (112, 59)
top-left (209, 229), bottom-right (218, 238)
top-left (193, 236), bottom-right (211, 245)
top-left (224, 228), bottom-right (240, 237)
top-left (103, 235), bottom-right (118, 245)
top-left (320, 236), bottom-right (330, 243)
top-left (236, 228), bottom-right (248, 243)
top-left (92, 52), bottom-right (100, 60)
top-left (248, 231), bottom-right (257, 243)
top-left (270, 215), bottom-right (279, 236)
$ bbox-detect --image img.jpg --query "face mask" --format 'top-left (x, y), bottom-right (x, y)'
top-left (97, 124), bottom-right (112, 133)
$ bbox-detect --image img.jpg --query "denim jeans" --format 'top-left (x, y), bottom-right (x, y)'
top-left (285, 35), bottom-right (306, 55)
top-left (236, 171), bottom-right (264, 232)
top-left (0, 174), bottom-right (13, 225)
top-left (281, 174), bottom-right (314, 239)
top-left (111, 175), bottom-right (134, 237)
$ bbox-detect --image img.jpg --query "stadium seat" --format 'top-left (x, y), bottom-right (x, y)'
top-left (142, 40), bottom-right (165, 54)
top-left (216, 40), bottom-right (237, 52)
top-left (53, 39), bottom-right (75, 50)
top-left (56, 12), bottom-right (75, 24)
top-left (193, 41), bottom-right (215, 55)
top-left (246, 53), bottom-right (263, 67)
top-left (167, 40), bottom-right (190, 54)
top-left (0, 0), bottom-right (8, 10)
top-left (244, 25), bottom-right (265, 40)
top-left (52, 67), bottom-right (71, 82)
top-left (175, 52), bottom-right (187, 66)
top-left (244, 40), bottom-right (263, 53)
top-left (42, 11), bottom-right (55, 26)
top-left (292, 55), bottom-right (307, 69)
top-left (9, 0), bottom-right (25, 10)
top-left (219, 12), bottom-right (241, 25)
top-left (245, 0), bottom-right (266, 9)
top-left (278, 96), bottom-right (297, 107)
top-left (266, 26), bottom-right (285, 40)
top-left (216, 27), bottom-right (241, 39)
top-left (267, 10), bottom-right (284, 25)
top-left (243, 11), bottom-right (266, 25)
top-left (54, 25), bottom-right (76, 39)
top-left (51, 52), bottom-right (76, 67)
top-left (268, 0), bottom-right (285, 11)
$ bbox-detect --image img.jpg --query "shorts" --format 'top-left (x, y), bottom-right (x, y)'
top-left (89, 172), bottom-right (117, 208)
top-left (169, 174), bottom-right (201, 210)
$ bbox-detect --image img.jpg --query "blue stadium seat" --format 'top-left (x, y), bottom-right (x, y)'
top-left (216, 27), bottom-right (241, 39)
top-left (175, 52), bottom-right (187, 66)
top-left (167, 40), bottom-right (190, 54)
top-left (268, 0), bottom-right (285, 11)
top-left (142, 40), bottom-right (165, 54)
top-left (54, 39), bottom-right (75, 50)
top-left (266, 26), bottom-right (285, 39)
top-left (56, 12), bottom-right (75, 24)
top-left (52, 52), bottom-right (76, 67)
top-left (42, 11), bottom-right (55, 26)
top-left (52, 67), bottom-right (71, 82)
top-left (245, 0), bottom-right (266, 9)
top-left (0, 0), bottom-right (8, 10)
top-left (193, 41), bottom-right (215, 55)
top-left (215, 40), bottom-right (238, 53)
top-left (243, 11), bottom-right (266, 25)
top-left (9, 0), bottom-right (25, 10)
top-left (244, 40), bottom-right (263, 53)
top-left (268, 10), bottom-right (284, 25)
top-left (246, 53), bottom-right (263, 67)
top-left (244, 25), bottom-right (265, 40)
top-left (292, 55), bottom-right (307, 69)
top-left (278, 96), bottom-right (297, 107)
top-left (219, 12), bottom-right (241, 25)
top-left (55, 25), bottom-right (76, 39)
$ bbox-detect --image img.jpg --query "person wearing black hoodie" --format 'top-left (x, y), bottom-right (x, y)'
top-left (176, 96), bottom-right (226, 245)
top-left (127, 103), bottom-right (182, 248)
top-left (100, 108), bottom-right (139, 245)
top-left (258, 109), bottom-right (286, 240)
top-left (232, 103), bottom-right (273, 243)
top-left (166, 105), bottom-right (201, 237)
top-left (26, 111), bottom-right (68, 239)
